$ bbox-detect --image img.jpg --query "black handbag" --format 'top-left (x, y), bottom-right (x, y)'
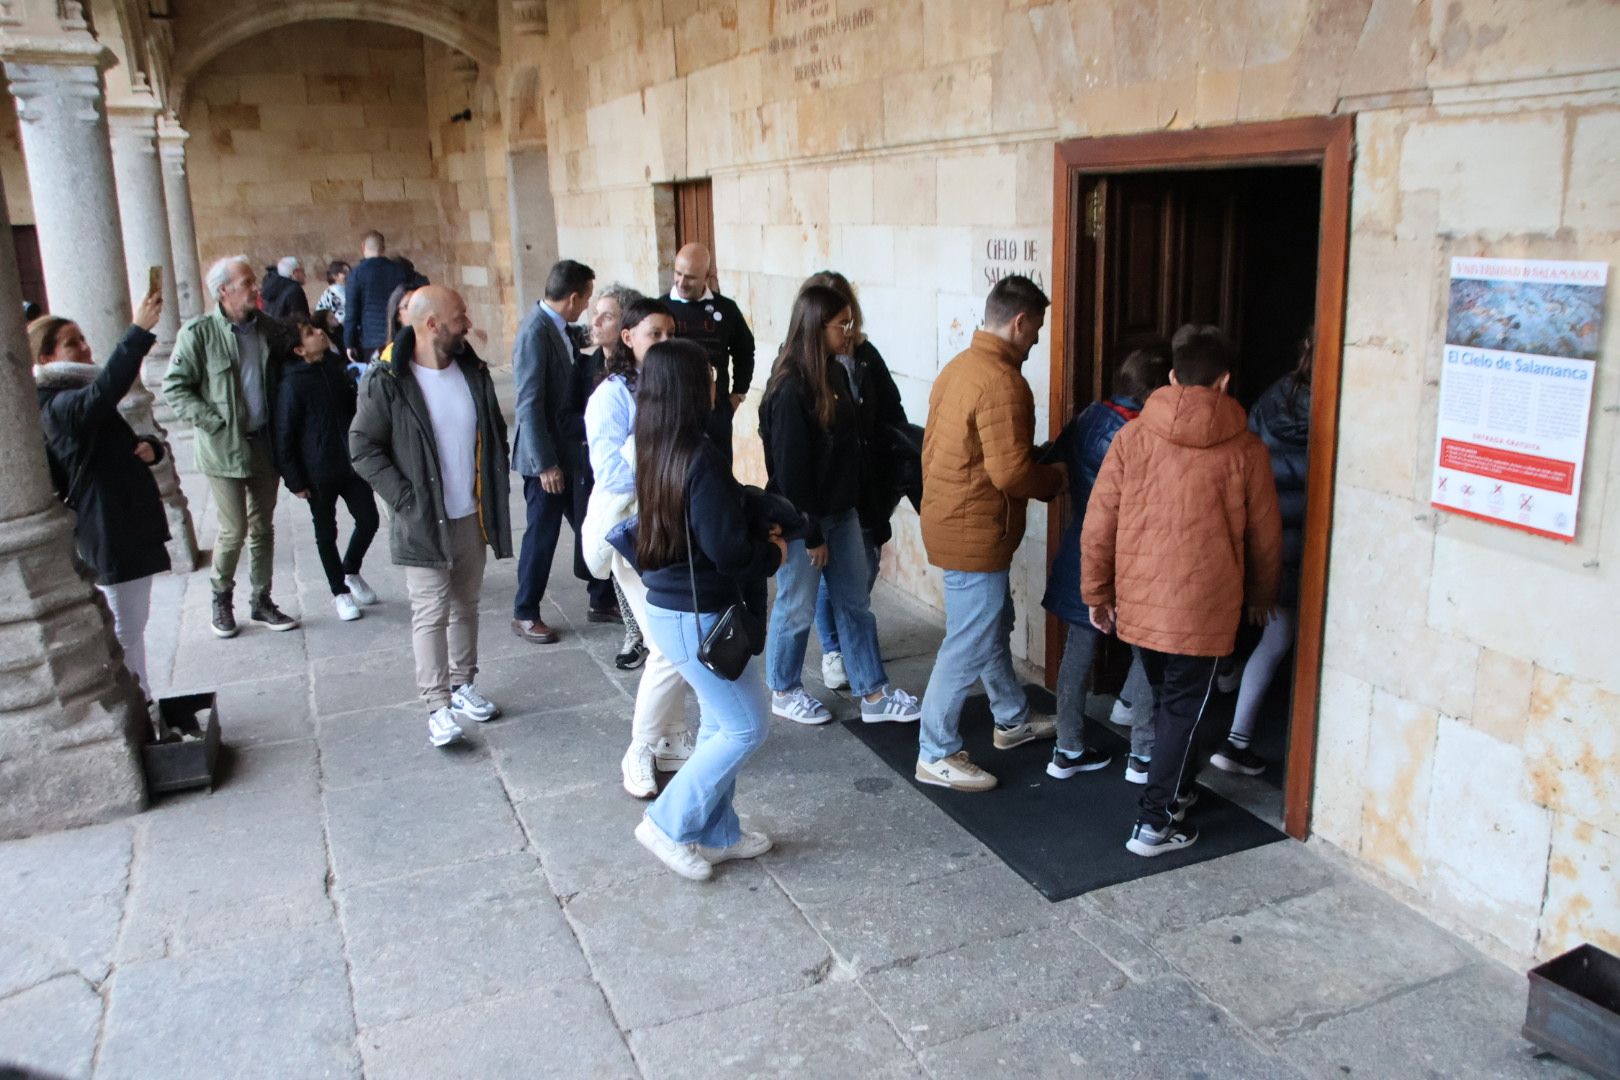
top-left (685, 511), bottom-right (762, 681)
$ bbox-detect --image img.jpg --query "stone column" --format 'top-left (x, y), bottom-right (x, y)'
top-left (5, 43), bottom-right (199, 571)
top-left (158, 115), bottom-right (203, 323)
top-left (107, 97), bottom-right (179, 413)
top-left (0, 168), bottom-right (147, 840)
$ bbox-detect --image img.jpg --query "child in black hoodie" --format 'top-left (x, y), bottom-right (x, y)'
top-left (274, 316), bottom-right (380, 622)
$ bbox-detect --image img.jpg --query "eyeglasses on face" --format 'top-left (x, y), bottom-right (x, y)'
top-left (827, 319), bottom-right (854, 332)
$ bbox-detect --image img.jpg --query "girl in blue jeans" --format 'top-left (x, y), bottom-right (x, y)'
top-left (631, 340), bottom-right (788, 881)
top-left (758, 284), bottom-right (921, 726)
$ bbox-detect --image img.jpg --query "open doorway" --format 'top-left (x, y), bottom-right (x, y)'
top-left (1047, 118), bottom-right (1353, 839)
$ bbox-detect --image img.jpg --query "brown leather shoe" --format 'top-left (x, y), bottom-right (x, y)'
top-left (587, 604), bottom-right (623, 624)
top-left (511, 618), bottom-right (559, 644)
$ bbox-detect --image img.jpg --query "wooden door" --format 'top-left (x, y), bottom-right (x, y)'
top-left (673, 179), bottom-right (715, 270)
top-left (12, 225), bottom-right (46, 314)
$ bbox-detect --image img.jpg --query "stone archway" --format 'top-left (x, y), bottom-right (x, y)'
top-left (169, 1), bottom-right (499, 104)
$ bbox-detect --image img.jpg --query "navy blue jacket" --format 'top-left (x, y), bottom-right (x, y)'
top-left (642, 441), bottom-right (781, 614)
top-left (1042, 396), bottom-right (1142, 626)
top-left (344, 257), bottom-right (426, 353)
top-left (1249, 375), bottom-right (1310, 604)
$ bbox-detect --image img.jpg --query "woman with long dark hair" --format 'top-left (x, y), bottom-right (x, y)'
top-left (631, 339), bottom-right (786, 880)
top-left (1212, 330), bottom-right (1314, 777)
top-left (759, 284), bottom-right (921, 725)
top-left (32, 292), bottom-right (169, 701)
top-left (799, 271), bottom-right (910, 692)
top-left (584, 295), bottom-right (701, 800)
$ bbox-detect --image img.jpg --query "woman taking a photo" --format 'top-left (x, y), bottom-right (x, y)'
top-left (759, 284), bottom-right (921, 726)
top-left (632, 339), bottom-right (784, 880)
top-left (32, 292), bottom-right (169, 701)
top-left (584, 295), bottom-right (700, 799)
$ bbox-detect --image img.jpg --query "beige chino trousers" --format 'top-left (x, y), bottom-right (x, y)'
top-left (405, 514), bottom-right (486, 711)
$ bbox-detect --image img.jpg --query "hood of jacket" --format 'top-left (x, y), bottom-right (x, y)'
top-left (1139, 384), bottom-right (1249, 449)
top-left (261, 270), bottom-right (297, 300)
top-left (33, 360), bottom-right (100, 391)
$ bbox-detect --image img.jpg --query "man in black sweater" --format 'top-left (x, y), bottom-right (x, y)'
top-left (665, 243), bottom-right (754, 460)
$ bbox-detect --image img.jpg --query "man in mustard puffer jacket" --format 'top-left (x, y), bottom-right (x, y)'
top-left (1083, 326), bottom-right (1282, 858)
top-left (915, 276), bottom-right (1066, 792)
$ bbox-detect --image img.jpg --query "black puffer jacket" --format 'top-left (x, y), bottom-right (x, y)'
top-left (1248, 374), bottom-right (1310, 604)
top-left (260, 270), bottom-right (310, 322)
top-left (35, 326), bottom-right (171, 585)
top-left (758, 364), bottom-right (863, 549)
top-left (274, 352), bottom-right (359, 493)
top-left (843, 341), bottom-right (911, 545)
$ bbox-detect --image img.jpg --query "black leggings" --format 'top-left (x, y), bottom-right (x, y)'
top-left (307, 475), bottom-right (380, 595)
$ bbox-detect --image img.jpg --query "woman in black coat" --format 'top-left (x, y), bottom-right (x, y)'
top-left (274, 316), bottom-right (379, 622)
top-left (32, 294), bottom-right (169, 700)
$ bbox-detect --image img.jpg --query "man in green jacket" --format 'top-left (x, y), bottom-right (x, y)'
top-left (163, 255), bottom-right (300, 638)
top-left (349, 286), bottom-right (513, 749)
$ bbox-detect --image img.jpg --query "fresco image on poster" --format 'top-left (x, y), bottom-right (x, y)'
top-left (1431, 258), bottom-right (1607, 541)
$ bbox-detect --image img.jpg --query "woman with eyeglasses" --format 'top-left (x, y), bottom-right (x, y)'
top-left (758, 284), bottom-right (922, 726)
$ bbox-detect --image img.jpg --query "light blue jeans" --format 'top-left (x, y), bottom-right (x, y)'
top-left (917, 569), bottom-right (1029, 762)
top-left (641, 603), bottom-right (770, 848)
top-left (766, 509), bottom-right (887, 697)
top-left (815, 536), bottom-right (881, 654)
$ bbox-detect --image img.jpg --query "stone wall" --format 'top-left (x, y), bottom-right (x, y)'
top-left (183, 22), bottom-right (445, 311)
top-left (529, 0), bottom-right (1620, 966)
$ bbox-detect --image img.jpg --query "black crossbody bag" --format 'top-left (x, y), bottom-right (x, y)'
top-left (684, 510), bottom-right (762, 681)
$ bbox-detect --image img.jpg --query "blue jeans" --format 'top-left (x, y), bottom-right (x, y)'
top-left (815, 536), bottom-right (881, 653)
top-left (766, 509), bottom-right (887, 697)
top-left (917, 569), bottom-right (1029, 762)
top-left (641, 603), bottom-right (770, 848)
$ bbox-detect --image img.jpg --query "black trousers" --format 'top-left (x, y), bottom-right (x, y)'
top-left (513, 462), bottom-right (614, 622)
top-left (1134, 646), bottom-right (1222, 829)
top-left (307, 474), bottom-right (379, 596)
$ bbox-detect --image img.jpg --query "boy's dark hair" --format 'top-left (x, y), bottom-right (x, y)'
top-left (1115, 339), bottom-right (1171, 402)
top-left (288, 314), bottom-right (332, 353)
top-left (310, 308), bottom-right (343, 340)
top-left (544, 259), bottom-right (595, 302)
top-left (325, 260), bottom-right (350, 283)
top-left (983, 274), bottom-right (1048, 328)
top-left (1171, 325), bottom-right (1234, 388)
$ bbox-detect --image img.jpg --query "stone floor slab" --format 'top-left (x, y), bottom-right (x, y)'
top-left (1154, 881), bottom-right (1476, 1035)
top-left (861, 925), bottom-right (1128, 1049)
top-left (566, 860), bottom-right (832, 1030)
top-left (919, 976), bottom-right (1305, 1080)
top-left (99, 925), bottom-right (359, 1080)
top-left (339, 852), bottom-right (589, 1027)
top-left (0, 973), bottom-right (101, 1080)
top-left (323, 767), bottom-right (526, 887)
top-left (360, 980), bottom-right (637, 1080)
top-left (1278, 961), bottom-right (1584, 1079)
top-left (630, 981), bottom-right (917, 1078)
top-left (0, 820), bottom-right (131, 994)
top-left (318, 704), bottom-right (496, 790)
top-left (202, 673), bottom-right (314, 746)
top-left (514, 780), bottom-right (661, 897)
top-left (801, 862), bottom-right (1063, 973)
top-left (469, 647), bottom-right (627, 719)
top-left (486, 703), bottom-right (633, 802)
top-left (311, 647), bottom-right (427, 716)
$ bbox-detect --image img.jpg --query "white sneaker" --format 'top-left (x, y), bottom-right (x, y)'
top-left (344, 574), bottom-right (378, 605)
top-left (652, 730), bottom-right (696, 770)
top-left (334, 593), bottom-right (362, 622)
top-left (860, 685), bottom-right (921, 723)
top-left (915, 751), bottom-right (998, 792)
top-left (771, 687), bottom-right (832, 725)
top-left (450, 683), bottom-right (500, 723)
top-left (621, 743), bottom-right (657, 799)
top-left (634, 817), bottom-right (712, 881)
top-left (820, 650), bottom-right (849, 690)
top-left (427, 706), bottom-right (464, 748)
top-left (701, 829), bottom-right (773, 864)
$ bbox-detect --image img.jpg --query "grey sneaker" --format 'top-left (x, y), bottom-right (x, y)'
top-left (992, 715), bottom-right (1057, 750)
top-left (1126, 820), bottom-right (1198, 857)
top-left (427, 706), bottom-right (464, 748)
top-left (860, 685), bottom-right (921, 724)
top-left (449, 683), bottom-right (500, 723)
top-left (771, 687), bottom-right (832, 725)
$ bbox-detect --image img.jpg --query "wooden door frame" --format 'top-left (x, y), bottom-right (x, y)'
top-left (1046, 116), bottom-right (1353, 841)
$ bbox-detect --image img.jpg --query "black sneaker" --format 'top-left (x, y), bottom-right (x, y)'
top-left (1126, 820), bottom-right (1198, 857)
top-left (1171, 788), bottom-right (1200, 822)
top-left (1045, 745), bottom-right (1112, 779)
top-left (1211, 741), bottom-right (1266, 776)
top-left (1123, 755), bottom-right (1150, 784)
top-left (248, 591), bottom-right (300, 632)
top-left (210, 590), bottom-right (238, 639)
top-left (615, 642), bottom-right (650, 670)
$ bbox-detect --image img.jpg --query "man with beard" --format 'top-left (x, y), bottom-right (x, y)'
top-left (350, 286), bottom-right (513, 749)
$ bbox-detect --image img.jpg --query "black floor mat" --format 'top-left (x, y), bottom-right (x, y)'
top-left (843, 686), bottom-right (1288, 901)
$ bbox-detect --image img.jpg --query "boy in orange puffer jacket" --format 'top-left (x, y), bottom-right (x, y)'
top-left (1081, 325), bottom-right (1282, 857)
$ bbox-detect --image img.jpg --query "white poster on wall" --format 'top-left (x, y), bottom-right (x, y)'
top-left (1430, 257), bottom-right (1607, 541)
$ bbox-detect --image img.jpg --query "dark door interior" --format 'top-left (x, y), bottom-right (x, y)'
top-left (1067, 165), bottom-right (1321, 801)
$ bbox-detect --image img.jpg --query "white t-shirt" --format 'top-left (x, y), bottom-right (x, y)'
top-left (412, 361), bottom-right (478, 520)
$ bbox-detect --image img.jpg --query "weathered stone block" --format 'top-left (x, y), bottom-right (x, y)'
top-left (1399, 116), bottom-right (1565, 235)
top-left (1471, 647), bottom-right (1534, 745)
top-left (1525, 668), bottom-right (1620, 834)
top-left (1539, 813), bottom-right (1620, 959)
top-left (1335, 344), bottom-right (1422, 497)
top-left (1310, 664), bottom-right (1374, 852)
top-left (885, 59), bottom-right (994, 146)
top-left (0, 974), bottom-right (101, 1080)
top-left (934, 151), bottom-right (1018, 227)
top-left (872, 156), bottom-right (937, 227)
top-left (1565, 110), bottom-right (1620, 231)
top-left (827, 163), bottom-right (874, 225)
top-left (1360, 688), bottom-right (1438, 887)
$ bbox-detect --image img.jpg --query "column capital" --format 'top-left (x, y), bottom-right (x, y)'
top-left (157, 114), bottom-right (188, 170)
top-left (0, 32), bottom-right (110, 71)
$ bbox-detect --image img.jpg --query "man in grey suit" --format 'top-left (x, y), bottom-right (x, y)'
top-left (511, 259), bottom-right (614, 643)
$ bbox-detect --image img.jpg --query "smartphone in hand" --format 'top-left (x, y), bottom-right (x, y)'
top-left (147, 265), bottom-right (162, 296)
